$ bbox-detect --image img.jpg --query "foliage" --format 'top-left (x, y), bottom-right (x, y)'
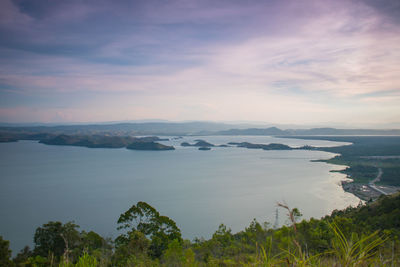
top-left (74, 252), bottom-right (98, 267)
top-left (13, 246), bottom-right (32, 267)
top-left (162, 239), bottom-right (185, 266)
top-left (0, 235), bottom-right (13, 267)
top-left (33, 221), bottom-right (80, 259)
top-left (306, 136), bottom-right (400, 187)
top-left (117, 201), bottom-right (182, 258)
top-left (6, 194), bottom-right (400, 266)
top-left (329, 222), bottom-right (386, 266)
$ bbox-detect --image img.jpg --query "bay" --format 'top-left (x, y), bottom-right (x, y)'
top-left (0, 136), bottom-right (359, 253)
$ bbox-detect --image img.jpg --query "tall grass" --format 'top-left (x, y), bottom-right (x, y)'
top-left (251, 204), bottom-right (389, 267)
top-left (329, 222), bottom-right (387, 267)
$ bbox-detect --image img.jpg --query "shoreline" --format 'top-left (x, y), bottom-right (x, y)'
top-left (282, 135), bottom-right (400, 201)
top-left (316, 155), bottom-right (400, 201)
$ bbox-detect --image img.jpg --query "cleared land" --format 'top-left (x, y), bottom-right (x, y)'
top-left (282, 136), bottom-right (400, 200)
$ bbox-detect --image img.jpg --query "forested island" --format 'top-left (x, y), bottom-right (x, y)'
top-left (228, 142), bottom-right (292, 150)
top-left (126, 141), bottom-right (174, 151)
top-left (0, 133), bottom-right (175, 151)
top-left (181, 140), bottom-right (215, 147)
top-left (1, 193), bottom-right (400, 266)
top-left (39, 135), bottom-right (171, 150)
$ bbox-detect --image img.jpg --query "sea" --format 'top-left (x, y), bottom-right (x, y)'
top-left (0, 136), bottom-right (360, 253)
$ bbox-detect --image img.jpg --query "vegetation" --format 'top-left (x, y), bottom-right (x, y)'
top-left (39, 134), bottom-right (137, 148)
top-left (289, 136), bottom-right (400, 189)
top-left (181, 140), bottom-right (215, 147)
top-left (40, 135), bottom-right (170, 149)
top-left (126, 142), bottom-right (175, 151)
top-left (228, 142), bottom-right (293, 150)
top-left (0, 236), bottom-right (13, 266)
top-left (0, 132), bottom-right (171, 150)
top-left (2, 193), bottom-right (400, 266)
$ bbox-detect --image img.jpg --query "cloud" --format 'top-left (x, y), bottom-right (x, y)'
top-left (361, 0), bottom-right (400, 24)
top-left (0, 0), bottom-right (399, 124)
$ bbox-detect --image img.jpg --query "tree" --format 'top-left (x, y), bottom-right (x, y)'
top-left (117, 201), bottom-right (182, 258)
top-left (113, 230), bottom-right (151, 265)
top-left (80, 231), bottom-right (108, 252)
top-left (13, 246), bottom-right (33, 266)
top-left (33, 221), bottom-right (80, 260)
top-left (0, 236), bottom-right (13, 267)
top-left (163, 239), bottom-right (185, 267)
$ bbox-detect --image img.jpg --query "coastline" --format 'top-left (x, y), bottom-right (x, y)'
top-left (317, 157), bottom-right (383, 201)
top-left (291, 135), bottom-right (400, 201)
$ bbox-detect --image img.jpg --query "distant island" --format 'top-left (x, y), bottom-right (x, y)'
top-left (127, 141), bottom-right (175, 151)
top-left (228, 142), bottom-right (292, 150)
top-left (181, 140), bottom-right (215, 147)
top-left (227, 142), bottom-right (318, 151)
top-left (38, 134), bottom-right (170, 149)
top-left (40, 134), bottom-right (135, 148)
top-left (0, 136), bottom-right (18, 143)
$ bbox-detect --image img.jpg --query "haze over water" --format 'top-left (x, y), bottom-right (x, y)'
top-left (0, 136), bottom-right (359, 253)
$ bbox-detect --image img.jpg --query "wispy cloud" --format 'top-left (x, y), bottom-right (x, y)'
top-left (0, 0), bottom-right (399, 125)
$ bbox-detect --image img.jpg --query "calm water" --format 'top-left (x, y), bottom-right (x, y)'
top-left (0, 136), bottom-right (359, 253)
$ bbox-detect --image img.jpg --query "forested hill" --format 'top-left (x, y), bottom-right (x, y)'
top-left (2, 193), bottom-right (400, 266)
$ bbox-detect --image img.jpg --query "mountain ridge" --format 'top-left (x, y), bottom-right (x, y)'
top-left (1, 122), bottom-right (400, 137)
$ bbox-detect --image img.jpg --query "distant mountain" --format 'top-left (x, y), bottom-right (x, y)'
top-left (217, 127), bottom-right (285, 135)
top-left (283, 127), bottom-right (400, 135)
top-left (0, 122), bottom-right (250, 136)
top-left (1, 122), bottom-right (399, 137)
top-left (215, 127), bottom-right (400, 136)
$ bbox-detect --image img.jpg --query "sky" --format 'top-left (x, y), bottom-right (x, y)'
top-left (0, 0), bottom-right (399, 127)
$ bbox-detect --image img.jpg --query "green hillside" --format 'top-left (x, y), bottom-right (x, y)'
top-left (2, 193), bottom-right (400, 266)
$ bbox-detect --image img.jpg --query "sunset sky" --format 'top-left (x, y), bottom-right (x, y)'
top-left (1, 0), bottom-right (399, 127)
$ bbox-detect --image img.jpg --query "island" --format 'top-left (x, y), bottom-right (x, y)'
top-left (38, 134), bottom-right (170, 149)
top-left (39, 134), bottom-right (132, 148)
top-left (0, 136), bottom-right (19, 142)
top-left (181, 140), bottom-right (215, 147)
top-left (127, 141), bottom-right (175, 151)
top-left (228, 142), bottom-right (293, 150)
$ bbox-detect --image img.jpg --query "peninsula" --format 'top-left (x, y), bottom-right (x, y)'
top-left (282, 135), bottom-right (400, 201)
